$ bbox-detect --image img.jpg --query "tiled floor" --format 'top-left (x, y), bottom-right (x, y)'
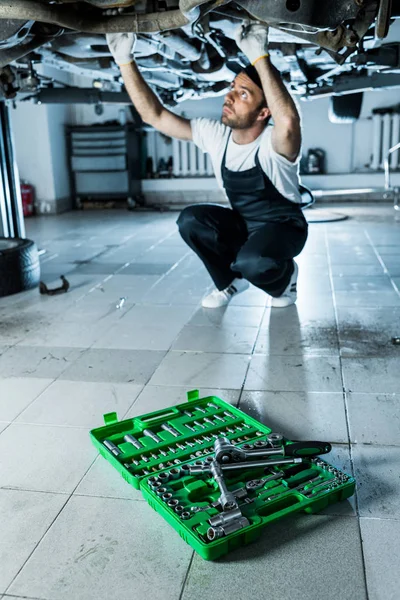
top-left (0, 203), bottom-right (399, 600)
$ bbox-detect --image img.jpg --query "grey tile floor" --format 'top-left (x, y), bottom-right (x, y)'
top-left (0, 203), bottom-right (399, 600)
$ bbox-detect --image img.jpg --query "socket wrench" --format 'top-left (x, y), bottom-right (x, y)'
top-left (189, 457), bottom-right (303, 474)
top-left (210, 459), bottom-right (238, 511)
top-left (214, 436), bottom-right (331, 464)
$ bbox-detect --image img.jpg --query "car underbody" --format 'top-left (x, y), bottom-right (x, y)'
top-left (0, 0), bottom-right (399, 105)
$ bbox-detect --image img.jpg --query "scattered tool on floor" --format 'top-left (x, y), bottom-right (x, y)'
top-left (90, 390), bottom-right (355, 560)
top-left (116, 296), bottom-right (126, 309)
top-left (39, 275), bottom-right (70, 296)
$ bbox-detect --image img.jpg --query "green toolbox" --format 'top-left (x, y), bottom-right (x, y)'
top-left (90, 390), bottom-right (355, 561)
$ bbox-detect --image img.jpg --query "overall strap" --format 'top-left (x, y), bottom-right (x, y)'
top-left (221, 130), bottom-right (232, 175)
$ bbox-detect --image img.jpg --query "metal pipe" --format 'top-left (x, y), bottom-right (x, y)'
top-left (371, 113), bottom-right (382, 171)
top-left (384, 142), bottom-right (400, 190)
top-left (0, 1), bottom-right (189, 33)
top-left (30, 88), bottom-right (132, 104)
top-left (0, 36), bottom-right (52, 68)
top-left (152, 33), bottom-right (201, 61)
top-left (381, 112), bottom-right (392, 170)
top-left (390, 113), bottom-right (400, 170)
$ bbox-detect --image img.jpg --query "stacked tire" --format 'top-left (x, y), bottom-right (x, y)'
top-left (0, 238), bottom-right (40, 297)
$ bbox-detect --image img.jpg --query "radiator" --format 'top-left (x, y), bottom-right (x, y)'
top-left (145, 129), bottom-right (214, 177)
top-left (171, 138), bottom-right (214, 177)
top-left (371, 112), bottom-right (400, 171)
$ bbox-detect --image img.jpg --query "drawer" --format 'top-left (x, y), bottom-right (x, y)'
top-left (71, 130), bottom-right (126, 141)
top-left (74, 171), bottom-right (129, 194)
top-left (71, 155), bottom-right (127, 172)
top-left (71, 139), bottom-right (127, 152)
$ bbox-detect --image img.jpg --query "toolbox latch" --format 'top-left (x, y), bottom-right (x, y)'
top-left (187, 389), bottom-right (200, 402)
top-left (103, 411), bottom-right (118, 425)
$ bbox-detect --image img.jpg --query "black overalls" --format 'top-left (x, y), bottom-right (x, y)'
top-left (177, 132), bottom-right (308, 298)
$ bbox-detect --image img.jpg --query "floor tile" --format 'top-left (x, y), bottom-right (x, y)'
top-left (334, 290), bottom-right (400, 307)
top-left (0, 312), bottom-right (52, 345)
top-left (229, 285), bottom-right (268, 306)
top-left (347, 393), bottom-right (400, 445)
top-left (0, 489), bottom-right (68, 593)
top-left (149, 351), bottom-right (250, 389)
top-left (352, 444), bottom-right (400, 518)
top-left (0, 422), bottom-right (9, 435)
top-left (330, 265), bottom-right (386, 277)
top-left (172, 324), bottom-right (259, 354)
top-left (189, 305), bottom-right (265, 328)
top-left (0, 347), bottom-right (84, 379)
top-left (93, 305), bottom-right (195, 351)
top-left (88, 274), bottom-right (161, 303)
top-left (8, 496), bottom-right (193, 600)
top-left (255, 317), bottom-right (338, 356)
top-left (332, 276), bottom-right (393, 292)
top-left (360, 518), bottom-right (400, 600)
top-left (74, 456), bottom-right (144, 501)
top-left (239, 391), bottom-right (348, 443)
top-left (337, 307), bottom-right (400, 357)
top-left (181, 515), bottom-right (366, 600)
top-left (125, 385), bottom-right (241, 417)
top-left (342, 357), bottom-right (400, 393)
top-left (15, 381), bottom-right (143, 428)
top-left (120, 262), bottom-right (175, 275)
top-left (0, 423), bottom-right (97, 493)
top-left (244, 355), bottom-right (343, 392)
top-left (59, 349), bottom-right (166, 384)
top-left (17, 316), bottom-right (116, 348)
top-left (74, 261), bottom-right (126, 275)
top-left (0, 378), bottom-right (53, 421)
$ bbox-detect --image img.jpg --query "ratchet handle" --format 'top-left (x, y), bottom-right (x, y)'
top-left (285, 441), bottom-right (332, 457)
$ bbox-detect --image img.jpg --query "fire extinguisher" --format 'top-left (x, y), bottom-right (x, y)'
top-left (20, 181), bottom-right (35, 217)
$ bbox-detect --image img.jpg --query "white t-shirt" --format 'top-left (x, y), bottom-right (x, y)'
top-left (191, 118), bottom-right (302, 204)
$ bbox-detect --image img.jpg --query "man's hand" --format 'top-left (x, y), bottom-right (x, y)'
top-left (106, 32), bottom-right (136, 66)
top-left (235, 20), bottom-right (269, 66)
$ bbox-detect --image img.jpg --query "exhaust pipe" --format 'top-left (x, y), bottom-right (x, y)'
top-left (0, 0), bottom-right (189, 33)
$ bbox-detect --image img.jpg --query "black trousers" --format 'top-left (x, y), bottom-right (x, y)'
top-left (177, 204), bottom-right (308, 297)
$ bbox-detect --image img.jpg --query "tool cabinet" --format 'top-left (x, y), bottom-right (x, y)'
top-left (90, 390), bottom-right (355, 560)
top-left (66, 124), bottom-right (142, 208)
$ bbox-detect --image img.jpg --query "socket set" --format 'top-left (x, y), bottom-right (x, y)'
top-left (90, 390), bottom-right (355, 560)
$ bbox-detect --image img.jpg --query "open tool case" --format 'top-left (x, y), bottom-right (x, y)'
top-left (90, 390), bottom-right (355, 560)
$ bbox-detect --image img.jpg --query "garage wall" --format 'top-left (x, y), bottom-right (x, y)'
top-left (11, 65), bottom-right (72, 214)
top-left (300, 88), bottom-right (400, 175)
top-left (10, 102), bottom-right (54, 206)
top-left (176, 89), bottom-right (400, 176)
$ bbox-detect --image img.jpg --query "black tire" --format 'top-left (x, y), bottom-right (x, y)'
top-left (329, 92), bottom-right (363, 124)
top-left (0, 238), bottom-right (40, 298)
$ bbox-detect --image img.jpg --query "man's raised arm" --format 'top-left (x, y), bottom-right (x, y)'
top-left (107, 33), bottom-right (192, 141)
top-left (235, 22), bottom-right (301, 162)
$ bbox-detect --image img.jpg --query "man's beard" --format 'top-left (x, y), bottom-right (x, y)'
top-left (221, 107), bottom-right (260, 130)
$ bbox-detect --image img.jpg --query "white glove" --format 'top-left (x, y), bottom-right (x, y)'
top-left (235, 20), bottom-right (269, 65)
top-left (106, 32), bottom-right (137, 66)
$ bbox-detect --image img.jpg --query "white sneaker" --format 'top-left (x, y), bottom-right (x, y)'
top-left (201, 278), bottom-right (249, 308)
top-left (270, 261), bottom-right (298, 308)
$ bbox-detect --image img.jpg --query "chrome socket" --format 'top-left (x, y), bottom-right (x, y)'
top-left (169, 467), bottom-right (181, 480)
top-left (167, 498), bottom-right (179, 508)
top-left (158, 472), bottom-right (170, 484)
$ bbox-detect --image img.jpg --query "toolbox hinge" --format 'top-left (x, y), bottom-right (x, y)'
top-left (187, 389), bottom-right (200, 403)
top-left (103, 412), bottom-right (119, 425)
